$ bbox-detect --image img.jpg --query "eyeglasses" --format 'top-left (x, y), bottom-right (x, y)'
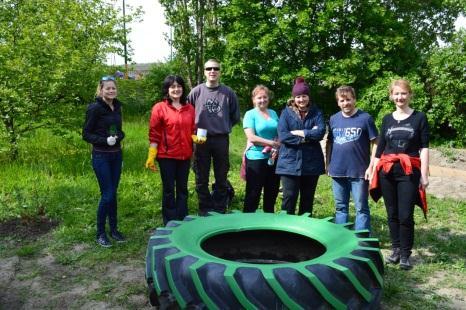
top-left (205, 67), bottom-right (220, 71)
top-left (101, 76), bottom-right (115, 81)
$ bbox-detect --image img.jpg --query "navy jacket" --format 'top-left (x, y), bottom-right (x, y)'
top-left (276, 105), bottom-right (325, 176)
top-left (82, 97), bottom-right (125, 151)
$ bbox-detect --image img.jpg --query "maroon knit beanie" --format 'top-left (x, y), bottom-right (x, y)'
top-left (292, 77), bottom-right (310, 97)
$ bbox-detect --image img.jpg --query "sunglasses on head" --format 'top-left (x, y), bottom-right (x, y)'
top-left (101, 76), bottom-right (115, 81)
top-left (205, 67), bottom-right (220, 71)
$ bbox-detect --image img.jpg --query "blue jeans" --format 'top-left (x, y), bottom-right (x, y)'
top-left (332, 177), bottom-right (370, 231)
top-left (157, 158), bottom-right (190, 224)
top-left (92, 150), bottom-right (122, 237)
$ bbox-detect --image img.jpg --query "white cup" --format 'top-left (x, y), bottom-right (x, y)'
top-left (197, 128), bottom-right (207, 138)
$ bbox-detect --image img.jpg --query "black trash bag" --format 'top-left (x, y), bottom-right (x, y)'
top-left (211, 180), bottom-right (235, 209)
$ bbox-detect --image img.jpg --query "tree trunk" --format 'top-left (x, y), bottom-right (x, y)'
top-left (3, 117), bottom-right (19, 160)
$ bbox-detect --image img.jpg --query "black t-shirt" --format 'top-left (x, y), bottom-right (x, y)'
top-left (375, 111), bottom-right (429, 158)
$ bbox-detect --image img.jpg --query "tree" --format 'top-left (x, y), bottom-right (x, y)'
top-left (219, 0), bottom-right (463, 108)
top-left (423, 30), bottom-right (466, 145)
top-left (160, 0), bottom-right (464, 142)
top-left (0, 0), bottom-right (134, 159)
top-left (162, 0), bottom-right (461, 96)
top-left (159, 0), bottom-right (223, 88)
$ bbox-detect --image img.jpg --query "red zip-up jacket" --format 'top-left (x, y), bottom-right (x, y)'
top-left (149, 100), bottom-right (195, 160)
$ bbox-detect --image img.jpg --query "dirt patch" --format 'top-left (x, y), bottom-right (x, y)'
top-left (0, 252), bottom-right (152, 309)
top-left (416, 271), bottom-right (466, 309)
top-left (107, 262), bottom-right (145, 284)
top-left (0, 216), bottom-right (59, 241)
top-left (427, 148), bottom-right (466, 201)
top-left (430, 148), bottom-right (466, 170)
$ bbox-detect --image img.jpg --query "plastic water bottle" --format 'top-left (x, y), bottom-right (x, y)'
top-left (267, 148), bottom-right (276, 166)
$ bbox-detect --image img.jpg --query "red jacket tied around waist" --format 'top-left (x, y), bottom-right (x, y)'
top-left (370, 153), bottom-right (428, 219)
top-left (149, 100), bottom-right (195, 160)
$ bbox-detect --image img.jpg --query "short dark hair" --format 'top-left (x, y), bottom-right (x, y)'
top-left (162, 75), bottom-right (187, 104)
top-left (335, 85), bottom-right (356, 100)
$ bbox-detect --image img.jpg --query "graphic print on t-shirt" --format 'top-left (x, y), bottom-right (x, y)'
top-left (386, 124), bottom-right (414, 150)
top-left (333, 127), bottom-right (363, 145)
top-left (205, 98), bottom-right (222, 115)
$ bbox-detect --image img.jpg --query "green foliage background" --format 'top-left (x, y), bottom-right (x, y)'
top-left (0, 0), bottom-right (140, 159)
top-left (160, 0), bottom-right (466, 146)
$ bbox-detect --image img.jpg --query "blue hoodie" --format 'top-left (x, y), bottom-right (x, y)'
top-left (276, 105), bottom-right (326, 176)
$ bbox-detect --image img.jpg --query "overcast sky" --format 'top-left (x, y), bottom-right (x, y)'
top-left (108, 2), bottom-right (465, 65)
top-left (107, 0), bottom-right (170, 65)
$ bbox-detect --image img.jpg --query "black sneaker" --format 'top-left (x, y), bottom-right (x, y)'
top-left (96, 234), bottom-right (112, 248)
top-left (385, 248), bottom-right (400, 264)
top-left (110, 230), bottom-right (126, 242)
top-left (399, 257), bottom-right (413, 270)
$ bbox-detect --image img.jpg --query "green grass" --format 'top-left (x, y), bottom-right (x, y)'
top-left (15, 244), bottom-right (41, 257)
top-left (0, 116), bottom-right (465, 308)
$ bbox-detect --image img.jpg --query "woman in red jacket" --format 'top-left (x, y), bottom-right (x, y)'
top-left (145, 75), bottom-right (195, 224)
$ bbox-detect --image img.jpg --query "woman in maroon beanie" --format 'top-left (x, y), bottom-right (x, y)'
top-left (276, 77), bottom-right (326, 215)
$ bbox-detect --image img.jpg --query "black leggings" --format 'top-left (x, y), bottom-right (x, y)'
top-left (379, 163), bottom-right (420, 258)
top-left (281, 175), bottom-right (319, 215)
top-left (243, 158), bottom-right (280, 213)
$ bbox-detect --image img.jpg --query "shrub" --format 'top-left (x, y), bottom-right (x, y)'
top-left (424, 30), bottom-right (466, 146)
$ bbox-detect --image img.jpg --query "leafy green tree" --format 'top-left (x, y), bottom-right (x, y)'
top-left (160, 0), bottom-right (464, 142)
top-left (159, 0), bottom-right (223, 88)
top-left (424, 30), bottom-right (466, 145)
top-left (0, 0), bottom-right (134, 159)
top-left (219, 0), bottom-right (463, 106)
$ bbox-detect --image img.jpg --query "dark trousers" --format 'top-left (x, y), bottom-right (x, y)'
top-left (379, 163), bottom-right (420, 258)
top-left (243, 158), bottom-right (280, 213)
top-left (193, 135), bottom-right (229, 213)
top-left (92, 150), bottom-right (122, 237)
top-left (281, 175), bottom-right (319, 215)
top-left (158, 158), bottom-right (190, 225)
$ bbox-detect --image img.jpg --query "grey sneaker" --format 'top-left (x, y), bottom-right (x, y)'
top-left (110, 230), bottom-right (126, 242)
top-left (385, 248), bottom-right (400, 264)
top-left (96, 234), bottom-right (112, 248)
top-left (399, 257), bottom-right (413, 270)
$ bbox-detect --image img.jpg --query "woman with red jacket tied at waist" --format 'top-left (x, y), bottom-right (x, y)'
top-left (145, 75), bottom-right (196, 225)
top-left (370, 79), bottom-right (429, 270)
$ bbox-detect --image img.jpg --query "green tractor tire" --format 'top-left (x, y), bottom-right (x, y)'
top-left (145, 211), bottom-right (384, 309)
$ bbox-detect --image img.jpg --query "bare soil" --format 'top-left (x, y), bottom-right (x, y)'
top-left (0, 216), bottom-right (59, 240)
top-left (0, 148), bottom-right (465, 309)
top-left (429, 148), bottom-right (466, 170)
top-left (428, 148), bottom-right (466, 200)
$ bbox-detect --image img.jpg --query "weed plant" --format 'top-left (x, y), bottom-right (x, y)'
top-left (0, 114), bottom-right (464, 308)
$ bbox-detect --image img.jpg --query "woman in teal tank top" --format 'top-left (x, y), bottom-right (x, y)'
top-left (242, 85), bottom-right (281, 212)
